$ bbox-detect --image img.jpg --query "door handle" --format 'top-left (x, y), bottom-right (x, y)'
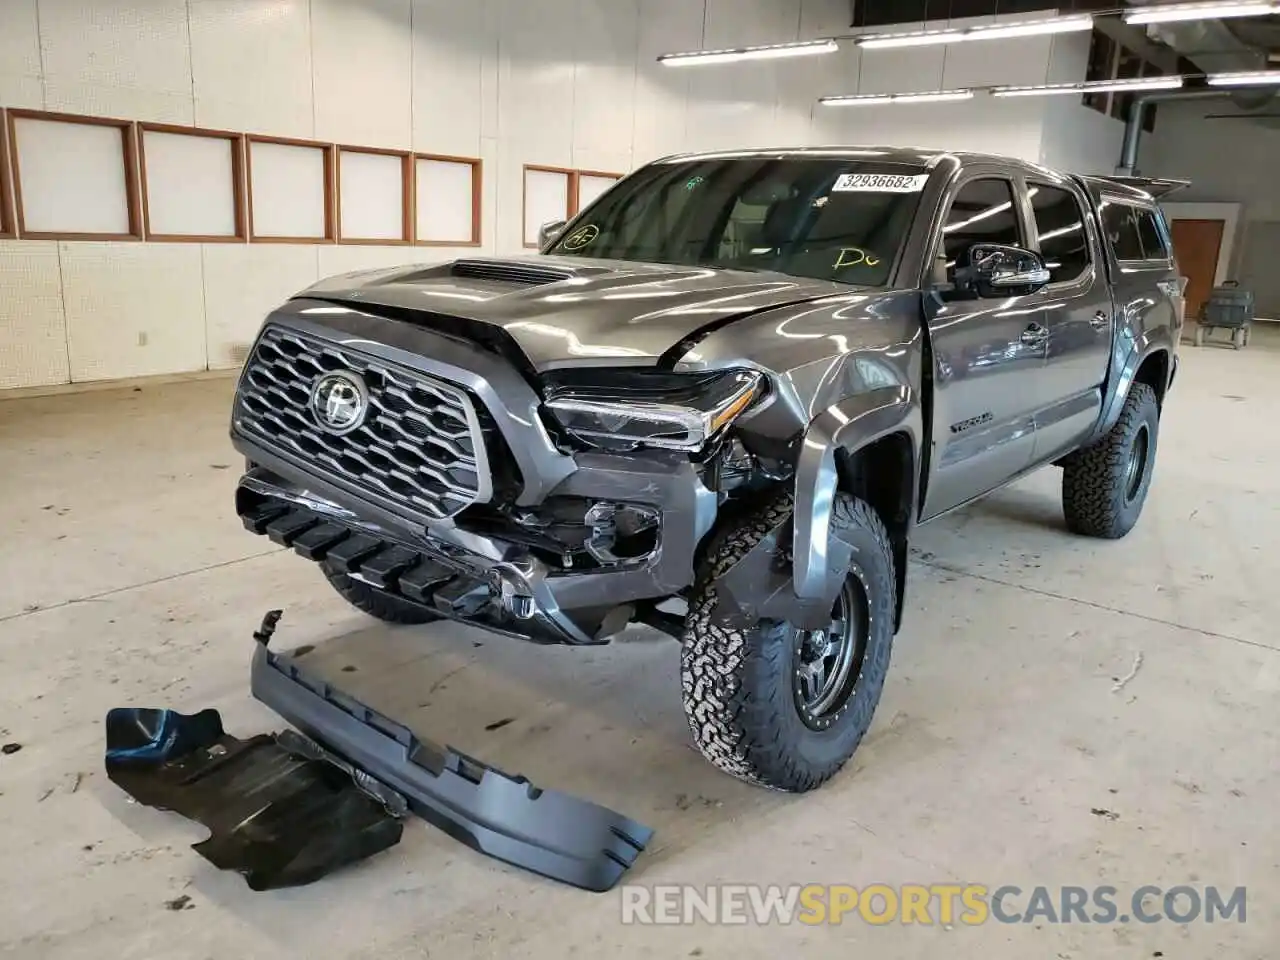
top-left (1020, 322), bottom-right (1049, 346)
top-left (1090, 311), bottom-right (1109, 330)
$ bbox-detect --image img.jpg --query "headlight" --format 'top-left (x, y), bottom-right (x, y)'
top-left (541, 369), bottom-right (764, 452)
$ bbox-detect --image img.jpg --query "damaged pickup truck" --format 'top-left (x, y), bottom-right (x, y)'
top-left (232, 147), bottom-right (1182, 793)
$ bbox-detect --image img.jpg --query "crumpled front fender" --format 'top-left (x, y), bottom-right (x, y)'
top-left (791, 386), bottom-right (920, 600)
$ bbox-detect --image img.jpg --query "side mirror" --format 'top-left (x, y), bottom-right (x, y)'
top-left (539, 219), bottom-right (567, 249)
top-left (961, 244), bottom-right (1051, 298)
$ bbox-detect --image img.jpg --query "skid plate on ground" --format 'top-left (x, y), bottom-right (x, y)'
top-left (104, 707), bottom-right (403, 890)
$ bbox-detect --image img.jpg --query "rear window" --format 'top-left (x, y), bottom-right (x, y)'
top-left (1101, 201), bottom-right (1168, 262)
top-left (1135, 208), bottom-right (1170, 260)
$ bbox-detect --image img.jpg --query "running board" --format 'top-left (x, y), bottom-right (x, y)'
top-left (249, 612), bottom-right (653, 892)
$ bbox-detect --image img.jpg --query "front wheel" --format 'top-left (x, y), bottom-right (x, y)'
top-left (1061, 382), bottom-right (1159, 539)
top-left (680, 493), bottom-right (896, 792)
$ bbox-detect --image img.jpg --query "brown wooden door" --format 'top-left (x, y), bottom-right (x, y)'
top-left (1170, 218), bottom-right (1225, 321)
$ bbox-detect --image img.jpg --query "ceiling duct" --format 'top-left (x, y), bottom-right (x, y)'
top-left (1126, 1), bottom-right (1278, 110)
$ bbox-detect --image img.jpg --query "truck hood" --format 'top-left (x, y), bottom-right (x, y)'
top-left (297, 255), bottom-right (856, 371)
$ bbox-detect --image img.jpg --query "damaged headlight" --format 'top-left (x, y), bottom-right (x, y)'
top-left (541, 369), bottom-right (764, 452)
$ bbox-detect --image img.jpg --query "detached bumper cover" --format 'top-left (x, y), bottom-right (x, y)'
top-left (250, 622), bottom-right (653, 893)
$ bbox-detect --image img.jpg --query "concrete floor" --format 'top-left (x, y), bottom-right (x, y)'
top-left (1, 329), bottom-right (1278, 960)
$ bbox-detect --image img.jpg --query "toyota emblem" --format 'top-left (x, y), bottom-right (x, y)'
top-left (309, 371), bottom-right (369, 435)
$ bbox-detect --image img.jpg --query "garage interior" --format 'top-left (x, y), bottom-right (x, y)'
top-left (2, 0), bottom-right (1279, 957)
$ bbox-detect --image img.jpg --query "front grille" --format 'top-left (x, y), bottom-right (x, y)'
top-left (236, 325), bottom-right (490, 519)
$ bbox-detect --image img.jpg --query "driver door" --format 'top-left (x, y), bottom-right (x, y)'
top-left (920, 172), bottom-right (1045, 520)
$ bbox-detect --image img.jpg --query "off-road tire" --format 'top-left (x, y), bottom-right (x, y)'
top-left (1061, 382), bottom-right (1159, 539)
top-left (320, 561), bottom-right (440, 624)
top-left (680, 492), bottom-right (896, 792)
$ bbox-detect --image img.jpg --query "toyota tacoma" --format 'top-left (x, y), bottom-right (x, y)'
top-left (231, 147), bottom-right (1183, 792)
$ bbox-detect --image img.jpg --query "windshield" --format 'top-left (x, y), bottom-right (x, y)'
top-left (546, 157), bottom-right (929, 286)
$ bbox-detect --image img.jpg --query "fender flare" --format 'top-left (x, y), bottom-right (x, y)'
top-left (1091, 330), bottom-right (1174, 444)
top-left (792, 386), bottom-right (921, 601)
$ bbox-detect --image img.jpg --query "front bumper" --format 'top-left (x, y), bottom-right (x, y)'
top-left (232, 302), bottom-right (721, 643)
top-left (250, 628), bottom-right (652, 891)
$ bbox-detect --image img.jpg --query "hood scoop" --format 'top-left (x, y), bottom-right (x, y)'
top-left (450, 259), bottom-right (575, 286)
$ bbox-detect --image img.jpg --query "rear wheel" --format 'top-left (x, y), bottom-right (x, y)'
top-left (320, 561), bottom-right (440, 624)
top-left (680, 493), bottom-right (896, 792)
top-left (1061, 382), bottom-right (1159, 539)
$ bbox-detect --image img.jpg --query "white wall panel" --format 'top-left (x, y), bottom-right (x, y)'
top-left (249, 141), bottom-right (328, 239)
top-left (478, 136), bottom-right (501, 252)
top-left (685, 0), bottom-right (794, 152)
top-left (0, 241), bottom-right (69, 389)
top-left (412, 0), bottom-right (492, 156)
top-left (36, 0), bottom-right (192, 96)
top-left (523, 168), bottom-right (571, 247)
top-left (61, 243), bottom-right (206, 381)
top-left (416, 158), bottom-right (476, 243)
top-left (631, 0), bottom-right (700, 164)
top-left (202, 245), bottom-right (319, 369)
top-left (1040, 98), bottom-right (1123, 174)
top-left (497, 0), bottom-right (577, 163)
top-left (312, 0), bottom-right (412, 148)
top-left (339, 150), bottom-right (407, 241)
top-left (41, 81), bottom-right (195, 125)
top-left (189, 0), bottom-right (315, 137)
top-left (142, 130), bottom-right (238, 237)
top-left (572, 0), bottom-right (639, 161)
top-left (577, 173), bottom-right (620, 211)
top-left (13, 117), bottom-right (132, 235)
top-left (0, 0), bottom-right (41, 71)
top-left (318, 246), bottom-right (423, 278)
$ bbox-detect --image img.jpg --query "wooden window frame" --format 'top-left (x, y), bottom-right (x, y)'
top-left (522, 163), bottom-right (577, 249)
top-left (336, 144), bottom-right (413, 245)
top-left (245, 134), bottom-right (336, 244)
top-left (0, 109), bottom-right (14, 239)
top-left (572, 169), bottom-right (624, 215)
top-left (413, 152), bottom-right (482, 248)
top-left (138, 122), bottom-right (247, 243)
top-left (6, 109), bottom-right (143, 241)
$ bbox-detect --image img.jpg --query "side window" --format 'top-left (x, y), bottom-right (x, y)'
top-left (940, 178), bottom-right (1021, 279)
top-left (1028, 183), bottom-right (1092, 285)
top-left (1135, 207), bottom-right (1169, 260)
top-left (1100, 202), bottom-right (1144, 261)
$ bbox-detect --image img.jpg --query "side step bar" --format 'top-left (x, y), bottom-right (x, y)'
top-left (249, 613), bottom-right (653, 893)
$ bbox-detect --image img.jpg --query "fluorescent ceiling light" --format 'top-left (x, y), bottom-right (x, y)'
top-left (966, 15), bottom-right (1094, 39)
top-left (857, 15), bottom-right (1092, 48)
top-left (1123, 2), bottom-right (1280, 25)
top-left (857, 29), bottom-right (964, 49)
top-left (1207, 70), bottom-right (1280, 86)
top-left (658, 38), bottom-right (838, 66)
top-left (821, 89), bottom-right (975, 106)
top-left (992, 76), bottom-right (1185, 97)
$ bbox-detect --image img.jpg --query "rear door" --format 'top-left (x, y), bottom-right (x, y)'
top-left (920, 169), bottom-right (1042, 520)
top-left (1021, 175), bottom-right (1114, 462)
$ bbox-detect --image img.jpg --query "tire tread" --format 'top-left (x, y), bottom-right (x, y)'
top-left (680, 492), bottom-right (895, 792)
top-left (1061, 382), bottom-right (1158, 539)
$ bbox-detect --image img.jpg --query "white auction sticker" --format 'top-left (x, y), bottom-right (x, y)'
top-left (831, 173), bottom-right (929, 193)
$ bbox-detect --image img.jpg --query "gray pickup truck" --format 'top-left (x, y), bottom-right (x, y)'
top-left (231, 147), bottom-right (1182, 793)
